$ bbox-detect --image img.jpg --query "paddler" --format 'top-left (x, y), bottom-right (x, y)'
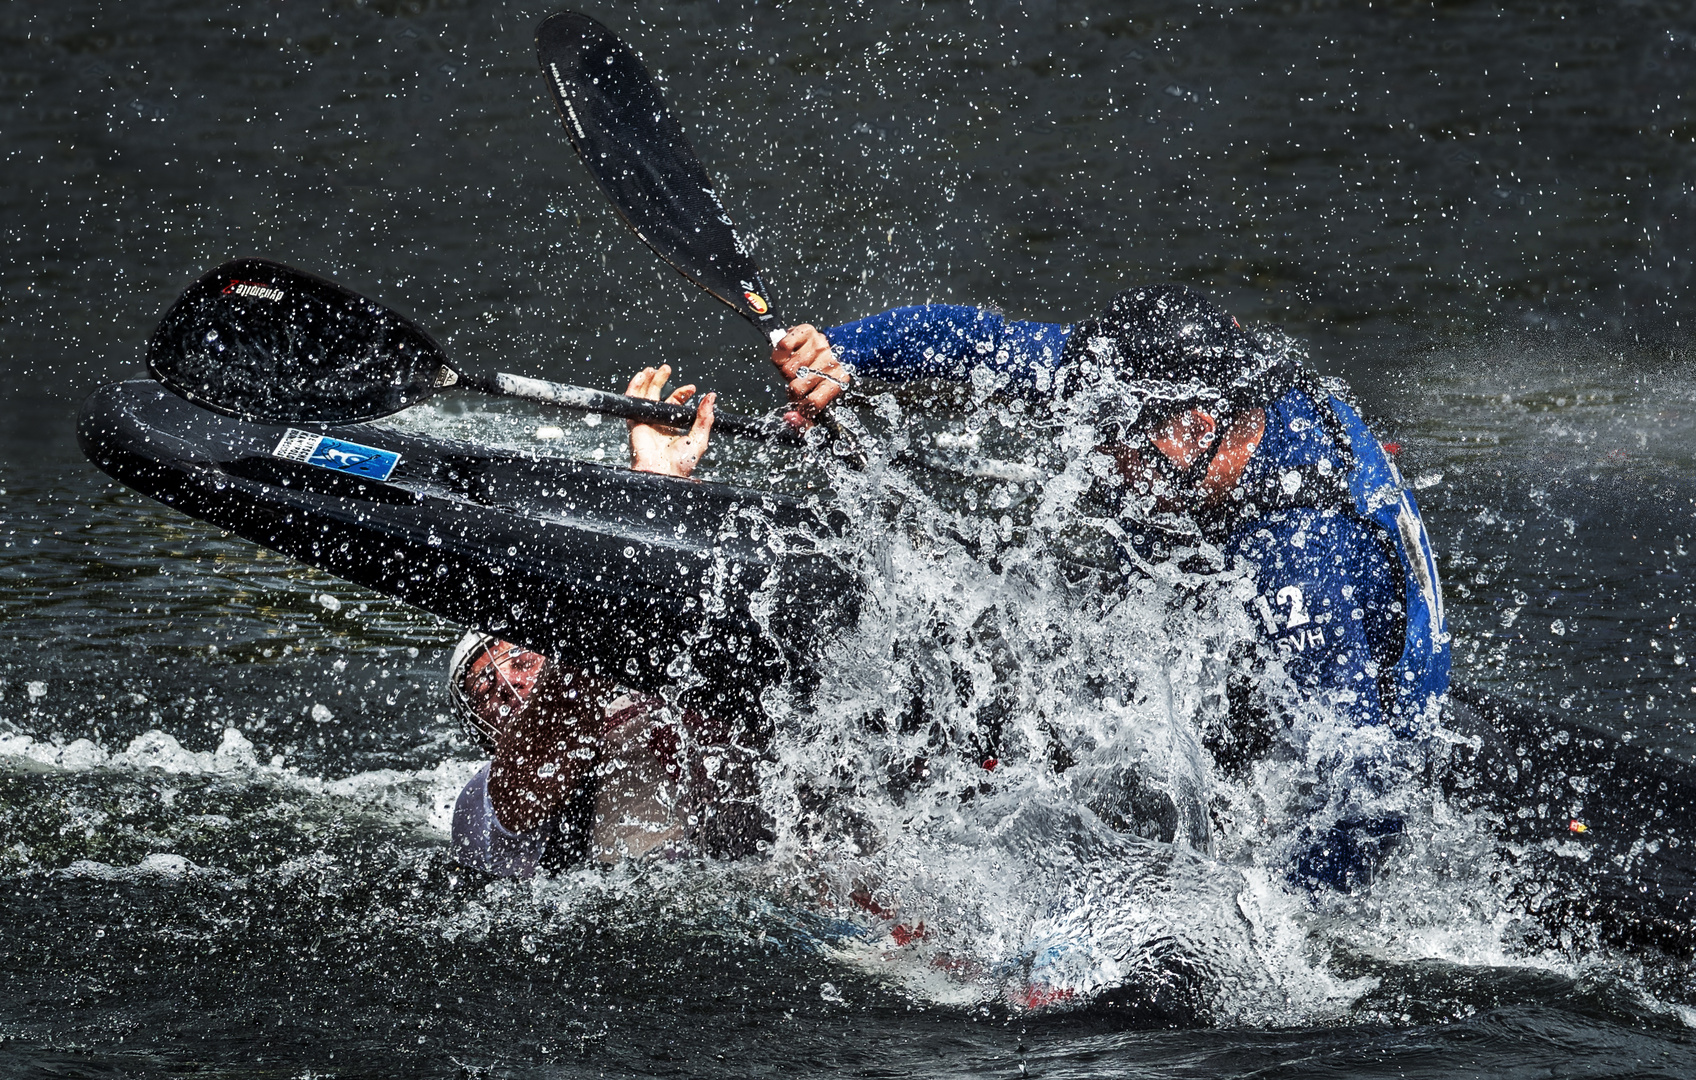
top-left (450, 366), bottom-right (770, 876)
top-left (777, 284), bottom-right (1450, 890)
top-left (781, 284), bottom-right (1447, 728)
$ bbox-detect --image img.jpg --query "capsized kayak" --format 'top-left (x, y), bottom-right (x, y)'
top-left (77, 379), bottom-right (859, 699)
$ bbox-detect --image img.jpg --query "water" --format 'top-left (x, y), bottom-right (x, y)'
top-left (5, 0), bottom-right (1696, 1075)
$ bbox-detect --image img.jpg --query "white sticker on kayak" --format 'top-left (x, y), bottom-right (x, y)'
top-left (274, 429), bottom-right (401, 482)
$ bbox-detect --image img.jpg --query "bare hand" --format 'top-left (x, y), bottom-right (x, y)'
top-left (625, 364), bottom-right (715, 478)
top-left (770, 325), bottom-right (849, 427)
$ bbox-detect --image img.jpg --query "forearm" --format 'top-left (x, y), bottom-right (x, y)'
top-left (825, 305), bottom-right (1070, 398)
top-left (487, 665), bottom-right (608, 834)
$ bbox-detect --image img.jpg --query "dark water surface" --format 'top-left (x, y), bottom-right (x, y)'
top-left (4, 1), bottom-right (1696, 1076)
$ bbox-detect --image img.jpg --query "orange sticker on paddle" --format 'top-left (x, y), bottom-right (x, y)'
top-left (744, 291), bottom-right (769, 314)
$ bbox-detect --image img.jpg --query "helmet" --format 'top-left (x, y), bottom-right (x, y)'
top-left (1058, 284), bottom-right (1294, 441)
top-left (447, 630), bottom-right (548, 754)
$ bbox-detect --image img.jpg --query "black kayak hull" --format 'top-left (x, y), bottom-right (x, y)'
top-left (77, 380), bottom-right (858, 699)
top-left (1443, 686), bottom-right (1696, 957)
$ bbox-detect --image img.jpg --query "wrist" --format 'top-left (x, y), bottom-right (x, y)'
top-left (631, 457), bottom-right (689, 478)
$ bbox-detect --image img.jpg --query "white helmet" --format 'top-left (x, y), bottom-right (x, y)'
top-left (446, 630), bottom-right (531, 754)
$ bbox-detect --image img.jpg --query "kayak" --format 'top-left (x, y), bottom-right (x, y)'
top-left (77, 379), bottom-right (859, 698)
top-left (1442, 686), bottom-right (1696, 957)
top-left (79, 378), bottom-right (1696, 958)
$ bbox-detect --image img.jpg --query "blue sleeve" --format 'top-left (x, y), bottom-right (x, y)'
top-left (824, 305), bottom-right (1070, 399)
top-left (451, 764), bottom-right (549, 879)
top-left (1228, 508), bottom-right (1402, 727)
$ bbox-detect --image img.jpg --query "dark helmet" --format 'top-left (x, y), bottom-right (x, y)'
top-left (1058, 284), bottom-right (1294, 438)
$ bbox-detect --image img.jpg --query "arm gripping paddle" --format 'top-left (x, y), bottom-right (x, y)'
top-left (147, 257), bottom-right (802, 444)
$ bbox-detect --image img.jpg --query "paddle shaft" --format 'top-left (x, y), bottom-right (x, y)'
top-left (476, 371), bottom-right (1041, 479)
top-left (468, 370), bottom-right (806, 446)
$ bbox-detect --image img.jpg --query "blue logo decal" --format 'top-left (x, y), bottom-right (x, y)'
top-left (274, 429), bottom-right (401, 482)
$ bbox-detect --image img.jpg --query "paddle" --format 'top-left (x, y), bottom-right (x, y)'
top-left (536, 11), bottom-right (787, 347)
top-left (146, 257), bottom-right (805, 444)
top-left (537, 13), bottom-right (1024, 478)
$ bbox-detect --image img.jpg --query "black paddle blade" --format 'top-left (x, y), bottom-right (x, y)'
top-left (148, 258), bottom-right (451, 425)
top-left (537, 11), bottom-right (780, 337)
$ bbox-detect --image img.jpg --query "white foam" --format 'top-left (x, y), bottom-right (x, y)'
top-left (0, 732), bottom-right (109, 770)
top-left (1, 724), bottom-right (479, 839)
top-left (727, 380), bottom-right (1613, 1017)
top-left (113, 728), bottom-right (258, 774)
top-left (63, 853), bottom-right (200, 880)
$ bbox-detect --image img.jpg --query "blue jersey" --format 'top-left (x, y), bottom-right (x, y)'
top-left (827, 305), bottom-right (1450, 731)
top-left (1227, 388), bottom-right (1450, 729)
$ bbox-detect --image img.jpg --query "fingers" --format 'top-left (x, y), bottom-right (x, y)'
top-left (786, 366), bottom-right (848, 423)
top-left (693, 390), bottom-right (715, 437)
top-left (625, 366), bottom-right (701, 409)
top-left (771, 324), bottom-right (818, 366)
top-left (769, 325), bottom-right (848, 427)
top-left (673, 392), bottom-right (715, 478)
top-left (624, 363), bottom-right (712, 478)
top-left (627, 367), bottom-right (687, 439)
top-left (792, 375), bottom-right (842, 418)
top-left (771, 326), bottom-right (832, 379)
top-left (625, 364), bottom-right (672, 402)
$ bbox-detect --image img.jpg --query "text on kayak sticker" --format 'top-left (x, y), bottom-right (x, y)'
top-left (274, 429), bottom-right (401, 482)
top-left (222, 280), bottom-right (284, 301)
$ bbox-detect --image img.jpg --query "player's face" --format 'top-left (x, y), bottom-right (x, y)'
top-left (1103, 407), bottom-right (1219, 510)
top-left (464, 643), bottom-right (548, 727)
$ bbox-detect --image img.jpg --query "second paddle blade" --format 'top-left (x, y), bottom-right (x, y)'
top-left (536, 11), bottom-right (781, 336)
top-left (148, 258), bottom-right (449, 425)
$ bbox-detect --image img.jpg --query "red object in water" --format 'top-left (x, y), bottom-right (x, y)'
top-left (850, 888), bottom-right (895, 920)
top-left (890, 922), bottom-right (929, 946)
top-left (1382, 442), bottom-right (1400, 455)
top-left (982, 758), bottom-right (998, 771)
top-left (1018, 983), bottom-right (1077, 1010)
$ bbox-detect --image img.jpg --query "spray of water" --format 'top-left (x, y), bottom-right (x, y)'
top-left (679, 357), bottom-right (1506, 1020)
top-left (9, 340), bottom-right (1694, 1027)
